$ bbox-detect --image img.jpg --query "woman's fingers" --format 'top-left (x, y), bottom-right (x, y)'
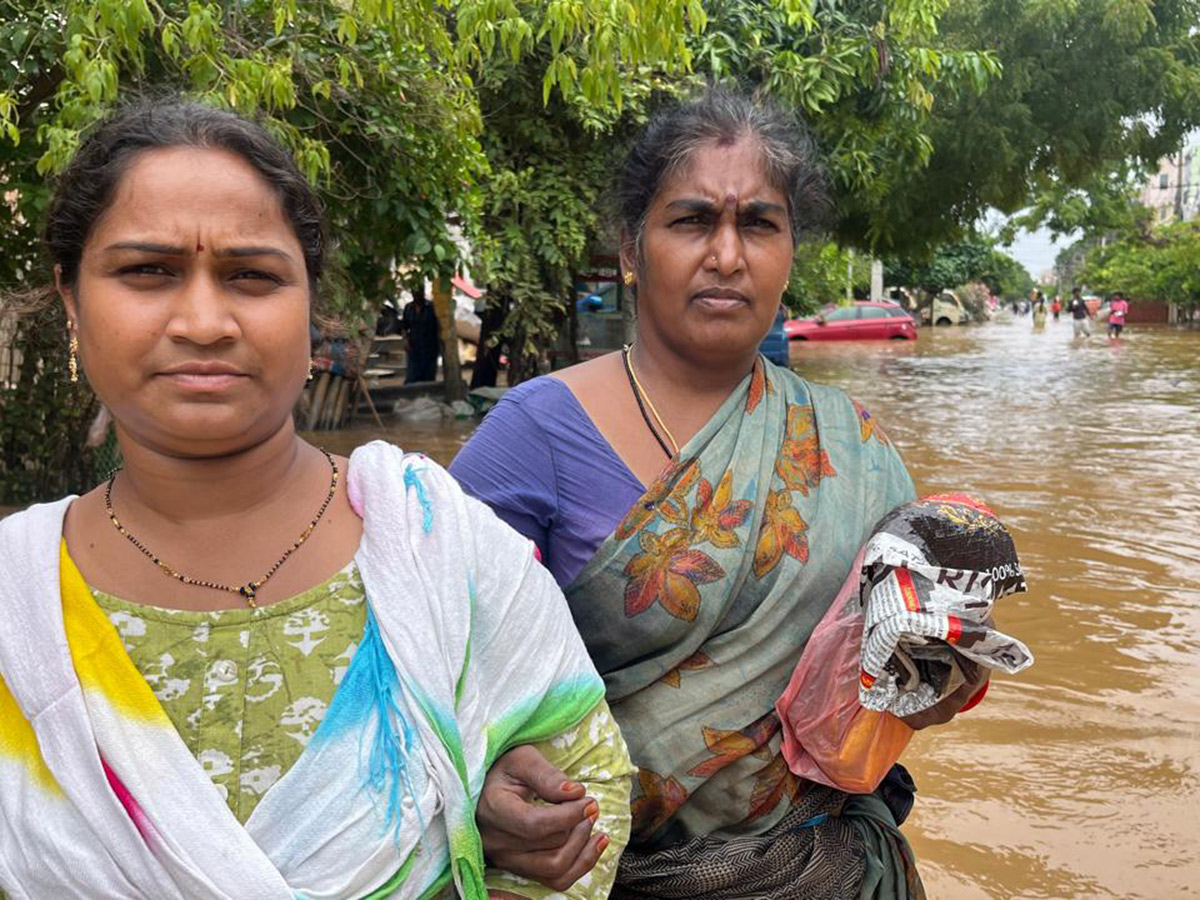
top-left (498, 818), bottom-right (608, 891)
top-left (479, 745), bottom-right (598, 869)
top-left (482, 793), bottom-right (597, 852)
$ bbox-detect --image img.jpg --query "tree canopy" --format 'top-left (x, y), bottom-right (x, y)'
top-left (1082, 220), bottom-right (1200, 312)
top-left (0, 0), bottom-right (702, 309)
top-left (884, 238), bottom-right (1032, 299)
top-left (879, 0), bottom-right (1200, 251)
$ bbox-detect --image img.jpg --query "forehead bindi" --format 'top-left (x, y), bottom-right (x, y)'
top-left (93, 147), bottom-right (295, 252)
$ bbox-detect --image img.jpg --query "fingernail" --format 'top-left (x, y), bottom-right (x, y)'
top-left (597, 835), bottom-right (610, 853)
top-left (585, 800), bottom-right (599, 821)
top-left (561, 780), bottom-right (582, 792)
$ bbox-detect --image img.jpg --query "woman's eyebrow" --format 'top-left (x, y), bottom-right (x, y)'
top-left (214, 246), bottom-right (293, 261)
top-left (103, 240), bottom-right (188, 255)
top-left (664, 198), bottom-right (717, 215)
top-left (739, 200), bottom-right (787, 218)
top-left (100, 241), bottom-right (292, 261)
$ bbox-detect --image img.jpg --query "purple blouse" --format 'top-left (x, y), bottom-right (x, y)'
top-left (450, 376), bottom-right (646, 587)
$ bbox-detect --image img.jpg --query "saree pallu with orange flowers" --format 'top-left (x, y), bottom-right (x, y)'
top-left (565, 359), bottom-right (924, 899)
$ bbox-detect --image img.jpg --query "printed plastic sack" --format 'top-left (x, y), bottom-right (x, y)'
top-left (777, 493), bottom-right (1035, 794)
top-left (858, 493), bottom-right (1033, 717)
top-left (776, 548), bottom-right (913, 794)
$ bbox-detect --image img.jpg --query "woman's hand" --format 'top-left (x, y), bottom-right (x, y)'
top-left (478, 745), bottom-right (607, 891)
top-left (899, 658), bottom-right (989, 731)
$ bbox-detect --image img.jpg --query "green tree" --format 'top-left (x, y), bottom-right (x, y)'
top-left (0, 0), bottom-right (701, 502)
top-left (785, 241), bottom-right (870, 314)
top-left (469, 58), bottom-right (680, 384)
top-left (471, 0), bottom-right (1002, 382)
top-left (883, 0), bottom-right (1200, 250)
top-left (694, 0), bottom-right (1001, 251)
top-left (884, 238), bottom-right (1031, 299)
top-left (1082, 221), bottom-right (1200, 313)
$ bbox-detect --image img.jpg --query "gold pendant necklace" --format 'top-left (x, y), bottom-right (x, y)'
top-left (105, 449), bottom-right (339, 609)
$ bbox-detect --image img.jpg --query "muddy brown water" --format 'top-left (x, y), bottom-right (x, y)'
top-left (7, 319), bottom-right (1196, 896)
top-left (317, 320), bottom-right (1199, 898)
top-left (782, 321), bottom-right (1200, 899)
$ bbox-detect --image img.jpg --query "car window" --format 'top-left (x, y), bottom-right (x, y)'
top-left (859, 306), bottom-right (892, 319)
top-left (824, 306), bottom-right (860, 322)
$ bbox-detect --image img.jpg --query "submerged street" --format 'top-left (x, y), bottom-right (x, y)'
top-left (319, 318), bottom-right (1200, 897)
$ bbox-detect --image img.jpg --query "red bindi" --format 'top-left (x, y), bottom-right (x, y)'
top-left (196, 242), bottom-right (204, 252)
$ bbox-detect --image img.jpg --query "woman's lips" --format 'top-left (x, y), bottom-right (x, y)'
top-left (693, 293), bottom-right (751, 313)
top-left (159, 372), bottom-right (247, 391)
top-left (157, 363), bottom-right (249, 391)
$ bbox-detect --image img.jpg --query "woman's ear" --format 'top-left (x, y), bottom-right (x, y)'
top-left (55, 265), bottom-right (79, 326)
top-left (618, 228), bottom-right (637, 284)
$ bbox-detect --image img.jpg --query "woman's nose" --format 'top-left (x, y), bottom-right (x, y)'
top-left (707, 223), bottom-right (745, 275)
top-left (164, 273), bottom-right (241, 344)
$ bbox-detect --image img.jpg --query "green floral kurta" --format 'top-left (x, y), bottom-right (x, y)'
top-left (93, 563), bottom-right (632, 899)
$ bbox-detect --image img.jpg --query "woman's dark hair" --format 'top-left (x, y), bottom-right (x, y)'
top-left (46, 98), bottom-right (325, 293)
top-left (616, 88), bottom-right (832, 254)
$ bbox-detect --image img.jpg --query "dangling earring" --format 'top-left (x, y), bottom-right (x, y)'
top-left (623, 271), bottom-right (635, 286)
top-left (68, 328), bottom-right (79, 384)
top-left (307, 359), bottom-right (315, 381)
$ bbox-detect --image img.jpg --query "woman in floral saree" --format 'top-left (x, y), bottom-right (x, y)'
top-left (455, 91), bottom-right (988, 899)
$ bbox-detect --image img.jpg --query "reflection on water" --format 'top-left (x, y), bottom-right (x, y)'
top-left (315, 319), bottom-right (1200, 898)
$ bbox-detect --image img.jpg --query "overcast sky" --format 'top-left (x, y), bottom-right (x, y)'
top-left (1000, 224), bottom-right (1075, 282)
top-left (983, 210), bottom-right (1078, 283)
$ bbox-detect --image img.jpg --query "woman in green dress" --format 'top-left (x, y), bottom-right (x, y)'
top-left (0, 99), bottom-right (630, 900)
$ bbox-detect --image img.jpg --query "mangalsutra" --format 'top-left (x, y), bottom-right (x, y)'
top-left (105, 449), bottom-right (339, 609)
top-left (622, 344), bottom-right (679, 459)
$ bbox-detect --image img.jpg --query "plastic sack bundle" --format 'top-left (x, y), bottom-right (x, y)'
top-left (858, 493), bottom-right (1033, 716)
top-left (777, 493), bottom-right (1034, 794)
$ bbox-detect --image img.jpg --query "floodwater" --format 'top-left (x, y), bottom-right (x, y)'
top-left (307, 318), bottom-right (1200, 897)
top-left (786, 320), bottom-right (1200, 899)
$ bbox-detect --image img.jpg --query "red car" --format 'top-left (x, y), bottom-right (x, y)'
top-left (785, 301), bottom-right (918, 341)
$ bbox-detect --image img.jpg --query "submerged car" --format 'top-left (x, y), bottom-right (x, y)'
top-left (785, 301), bottom-right (918, 341)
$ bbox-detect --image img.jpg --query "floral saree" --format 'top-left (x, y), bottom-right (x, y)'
top-left (564, 360), bottom-right (923, 898)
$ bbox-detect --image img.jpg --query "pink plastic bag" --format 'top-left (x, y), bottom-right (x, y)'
top-left (775, 548), bottom-right (913, 794)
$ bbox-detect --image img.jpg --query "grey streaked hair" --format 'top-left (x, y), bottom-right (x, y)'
top-left (616, 88), bottom-right (832, 255)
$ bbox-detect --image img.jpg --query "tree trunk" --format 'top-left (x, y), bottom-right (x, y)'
top-left (433, 278), bottom-right (465, 402)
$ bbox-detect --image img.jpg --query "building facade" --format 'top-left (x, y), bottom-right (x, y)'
top-left (1140, 136), bottom-right (1200, 223)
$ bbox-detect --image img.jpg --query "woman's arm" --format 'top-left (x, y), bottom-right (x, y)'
top-left (484, 701), bottom-right (633, 898)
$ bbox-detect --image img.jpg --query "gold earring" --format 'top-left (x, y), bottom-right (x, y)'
top-left (623, 271), bottom-right (635, 286)
top-left (783, 280), bottom-right (790, 291)
top-left (68, 330), bottom-right (79, 384)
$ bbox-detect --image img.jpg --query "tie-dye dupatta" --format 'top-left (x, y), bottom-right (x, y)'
top-left (0, 442), bottom-right (606, 899)
top-left (565, 360), bottom-right (917, 852)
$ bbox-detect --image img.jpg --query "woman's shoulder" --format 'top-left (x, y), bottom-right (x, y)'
top-left (496, 373), bottom-right (579, 418)
top-left (0, 497), bottom-right (74, 556)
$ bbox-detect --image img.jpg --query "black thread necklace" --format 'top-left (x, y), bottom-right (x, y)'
top-left (105, 448), bottom-right (339, 609)
top-left (622, 344), bottom-right (677, 460)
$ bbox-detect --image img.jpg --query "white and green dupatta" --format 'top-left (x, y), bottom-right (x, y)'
top-left (0, 442), bottom-right (606, 899)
